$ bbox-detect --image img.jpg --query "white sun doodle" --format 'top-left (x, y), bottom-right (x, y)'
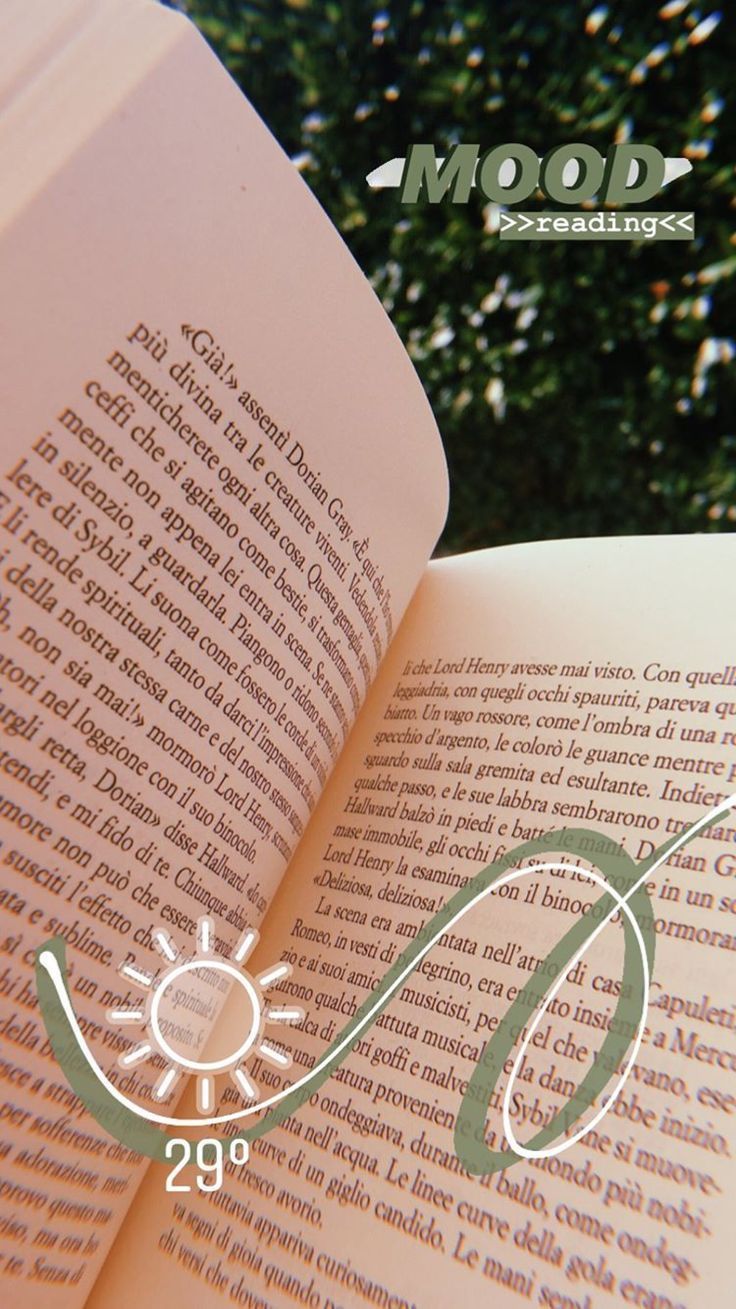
top-left (107, 916), bottom-right (303, 1116)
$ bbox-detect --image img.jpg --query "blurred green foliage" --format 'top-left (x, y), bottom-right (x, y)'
top-left (181, 0), bottom-right (735, 553)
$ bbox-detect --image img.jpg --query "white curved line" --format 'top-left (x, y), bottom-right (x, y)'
top-left (500, 863), bottom-right (648, 1159)
top-left (503, 791), bottom-right (736, 1158)
top-left (39, 793), bottom-right (736, 1147)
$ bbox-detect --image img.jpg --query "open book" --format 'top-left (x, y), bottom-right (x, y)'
top-left (1, 3), bottom-right (734, 1306)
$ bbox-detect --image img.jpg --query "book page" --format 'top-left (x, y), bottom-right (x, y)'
top-left (92, 535), bottom-right (736, 1307)
top-left (0, 5), bottom-right (447, 1304)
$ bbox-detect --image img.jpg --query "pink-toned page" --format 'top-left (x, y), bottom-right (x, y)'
top-left (0, 3), bottom-right (447, 1305)
top-left (90, 535), bottom-right (736, 1309)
